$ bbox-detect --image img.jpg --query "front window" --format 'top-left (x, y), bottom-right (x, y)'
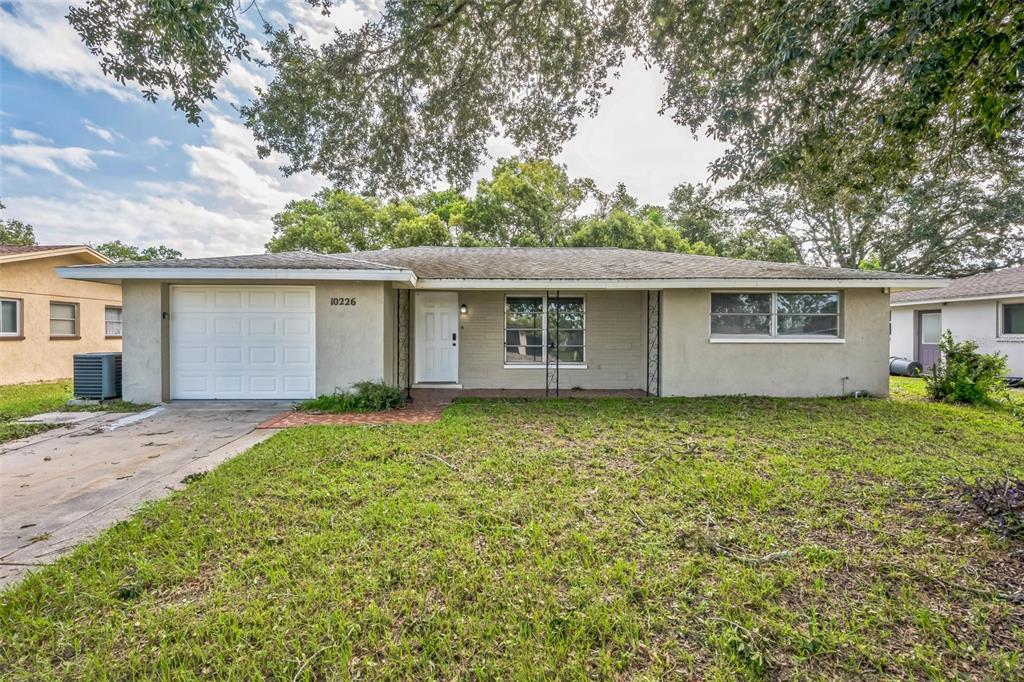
top-left (1003, 303), bottom-right (1024, 336)
top-left (505, 295), bottom-right (586, 365)
top-left (1, 298), bottom-right (21, 337)
top-left (50, 302), bottom-right (78, 337)
top-left (105, 306), bottom-right (123, 337)
top-left (711, 292), bottom-right (840, 338)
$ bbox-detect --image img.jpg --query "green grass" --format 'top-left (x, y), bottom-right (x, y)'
top-left (0, 380), bottom-right (152, 445)
top-left (1, 380), bottom-right (1022, 679)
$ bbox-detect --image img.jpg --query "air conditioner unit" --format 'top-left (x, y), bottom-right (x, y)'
top-left (73, 352), bottom-right (123, 399)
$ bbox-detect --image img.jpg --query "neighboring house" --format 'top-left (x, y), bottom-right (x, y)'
top-left (890, 266), bottom-right (1024, 377)
top-left (57, 247), bottom-right (944, 402)
top-left (1, 245), bottom-right (122, 385)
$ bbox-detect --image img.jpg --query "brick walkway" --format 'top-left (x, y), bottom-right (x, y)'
top-left (256, 388), bottom-right (647, 428)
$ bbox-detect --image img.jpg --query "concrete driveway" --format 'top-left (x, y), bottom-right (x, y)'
top-left (0, 402), bottom-right (289, 588)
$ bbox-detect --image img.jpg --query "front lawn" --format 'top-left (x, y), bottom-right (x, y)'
top-left (1, 382), bottom-right (1022, 678)
top-left (0, 381), bottom-right (151, 445)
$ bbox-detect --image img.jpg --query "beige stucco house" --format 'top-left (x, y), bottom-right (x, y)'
top-left (57, 247), bottom-right (944, 403)
top-left (1, 245), bottom-right (122, 385)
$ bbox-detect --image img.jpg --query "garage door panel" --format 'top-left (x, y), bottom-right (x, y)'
top-left (171, 285), bottom-right (315, 399)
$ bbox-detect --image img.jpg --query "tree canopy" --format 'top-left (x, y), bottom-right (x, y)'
top-left (0, 202), bottom-right (36, 246)
top-left (93, 240), bottom-right (183, 262)
top-left (69, 0), bottom-right (1024, 195)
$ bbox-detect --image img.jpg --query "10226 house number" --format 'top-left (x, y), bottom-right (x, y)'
top-left (330, 297), bottom-right (357, 306)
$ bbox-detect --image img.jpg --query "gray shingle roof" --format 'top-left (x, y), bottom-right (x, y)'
top-left (346, 247), bottom-right (934, 281)
top-left (65, 246), bottom-right (939, 282)
top-left (77, 251), bottom-right (408, 271)
top-left (0, 244), bottom-right (89, 256)
top-left (890, 266), bottom-right (1024, 304)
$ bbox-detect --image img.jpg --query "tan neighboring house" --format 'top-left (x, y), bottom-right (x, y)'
top-left (1, 245), bottom-right (122, 385)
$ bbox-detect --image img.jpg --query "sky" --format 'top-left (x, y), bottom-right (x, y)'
top-left (0, 0), bottom-right (728, 257)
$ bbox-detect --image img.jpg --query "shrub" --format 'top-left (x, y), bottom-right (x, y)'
top-left (955, 475), bottom-right (1024, 540)
top-left (925, 331), bottom-right (1008, 404)
top-left (298, 381), bottom-right (405, 413)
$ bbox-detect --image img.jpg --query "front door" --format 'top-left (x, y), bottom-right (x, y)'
top-left (917, 310), bottom-right (942, 371)
top-left (415, 292), bottom-right (459, 383)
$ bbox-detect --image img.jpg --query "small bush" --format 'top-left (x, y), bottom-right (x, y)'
top-left (299, 381), bottom-right (405, 413)
top-left (925, 331), bottom-right (1008, 404)
top-left (955, 475), bottom-right (1024, 540)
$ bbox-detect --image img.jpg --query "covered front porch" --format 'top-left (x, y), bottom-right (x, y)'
top-left (392, 288), bottom-right (663, 397)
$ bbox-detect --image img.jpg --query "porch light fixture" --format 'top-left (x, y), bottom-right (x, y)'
top-left (460, 303), bottom-right (468, 314)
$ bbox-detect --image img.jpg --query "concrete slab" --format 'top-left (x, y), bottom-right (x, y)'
top-left (16, 411), bottom-right (107, 425)
top-left (0, 401), bottom-right (290, 589)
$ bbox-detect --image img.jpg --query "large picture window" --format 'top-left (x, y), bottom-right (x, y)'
top-left (1003, 303), bottom-right (1024, 336)
top-left (505, 295), bottom-right (586, 365)
top-left (711, 292), bottom-right (840, 338)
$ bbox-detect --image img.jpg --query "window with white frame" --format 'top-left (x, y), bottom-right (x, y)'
top-left (711, 292), bottom-right (840, 338)
top-left (504, 295), bottom-right (586, 365)
top-left (49, 301), bottom-right (78, 337)
top-left (0, 298), bottom-right (21, 337)
top-left (105, 306), bottom-right (123, 337)
top-left (1003, 303), bottom-right (1024, 336)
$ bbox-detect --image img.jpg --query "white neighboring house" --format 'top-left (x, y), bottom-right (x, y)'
top-left (890, 266), bottom-right (1024, 378)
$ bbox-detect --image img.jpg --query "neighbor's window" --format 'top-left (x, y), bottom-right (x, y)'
top-left (504, 295), bottom-right (586, 365)
top-left (0, 298), bottom-right (21, 337)
top-left (1003, 303), bottom-right (1024, 336)
top-left (49, 301), bottom-right (78, 337)
top-left (711, 292), bottom-right (840, 338)
top-left (105, 306), bottom-right (123, 337)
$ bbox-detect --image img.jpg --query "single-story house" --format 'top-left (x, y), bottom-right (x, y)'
top-left (1, 245), bottom-right (122, 385)
top-left (57, 247), bottom-right (944, 402)
top-left (890, 266), bottom-right (1024, 376)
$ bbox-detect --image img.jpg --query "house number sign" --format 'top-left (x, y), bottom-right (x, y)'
top-left (330, 297), bottom-right (357, 306)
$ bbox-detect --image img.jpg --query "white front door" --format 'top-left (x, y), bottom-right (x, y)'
top-left (415, 292), bottom-right (459, 383)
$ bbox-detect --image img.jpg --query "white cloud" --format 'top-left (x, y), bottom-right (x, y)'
top-left (0, 143), bottom-right (115, 187)
top-left (146, 136), bottom-right (170, 148)
top-left (0, 2), bottom-right (137, 101)
top-left (82, 119), bottom-right (117, 143)
top-left (10, 128), bottom-right (53, 144)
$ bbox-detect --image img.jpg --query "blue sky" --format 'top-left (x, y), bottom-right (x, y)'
top-left (0, 1), bottom-right (726, 257)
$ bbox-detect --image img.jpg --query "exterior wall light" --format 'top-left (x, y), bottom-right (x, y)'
top-left (460, 303), bottom-right (468, 314)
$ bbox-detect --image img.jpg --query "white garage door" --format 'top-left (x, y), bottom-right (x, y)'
top-left (170, 285), bottom-right (316, 399)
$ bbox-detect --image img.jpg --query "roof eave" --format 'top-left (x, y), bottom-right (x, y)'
top-left (406, 277), bottom-right (948, 290)
top-left (57, 266), bottom-right (417, 284)
top-left (0, 246), bottom-right (111, 265)
top-left (890, 290), bottom-right (1024, 307)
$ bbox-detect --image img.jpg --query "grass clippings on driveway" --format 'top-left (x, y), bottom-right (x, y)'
top-left (1, 378), bottom-right (1022, 679)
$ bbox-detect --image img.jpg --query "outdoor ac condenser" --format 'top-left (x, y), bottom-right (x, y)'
top-left (73, 352), bottom-right (123, 399)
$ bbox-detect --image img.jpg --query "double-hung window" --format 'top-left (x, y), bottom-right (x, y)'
top-left (505, 295), bottom-right (585, 365)
top-left (105, 306), bottom-right (123, 337)
top-left (49, 301), bottom-right (79, 338)
top-left (1003, 303), bottom-right (1024, 336)
top-left (711, 292), bottom-right (840, 339)
top-left (0, 298), bottom-right (21, 338)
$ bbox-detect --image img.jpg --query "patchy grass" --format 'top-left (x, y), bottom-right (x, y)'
top-left (0, 380), bottom-right (152, 445)
top-left (1, 384), bottom-right (1022, 679)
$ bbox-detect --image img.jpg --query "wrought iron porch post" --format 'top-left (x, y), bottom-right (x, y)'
top-left (647, 290), bottom-right (661, 396)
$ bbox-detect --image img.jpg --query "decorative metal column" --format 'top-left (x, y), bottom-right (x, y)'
top-left (646, 290), bottom-right (661, 396)
top-left (396, 289), bottom-right (412, 400)
top-left (545, 290), bottom-right (560, 397)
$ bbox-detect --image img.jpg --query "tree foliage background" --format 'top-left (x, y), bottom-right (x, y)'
top-left (67, 0), bottom-right (1024, 275)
